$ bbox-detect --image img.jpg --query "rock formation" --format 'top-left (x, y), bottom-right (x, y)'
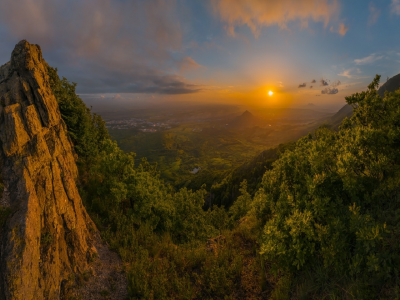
top-left (0, 40), bottom-right (97, 299)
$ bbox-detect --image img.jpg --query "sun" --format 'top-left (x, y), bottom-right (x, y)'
top-left (268, 91), bottom-right (273, 96)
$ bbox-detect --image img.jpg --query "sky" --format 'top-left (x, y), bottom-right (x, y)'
top-left (0, 0), bottom-right (400, 111)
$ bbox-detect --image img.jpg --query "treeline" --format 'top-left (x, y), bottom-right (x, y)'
top-left (50, 66), bottom-right (400, 299)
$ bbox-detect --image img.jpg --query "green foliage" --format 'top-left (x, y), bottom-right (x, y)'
top-left (80, 133), bottom-right (265, 298)
top-left (255, 75), bottom-right (400, 298)
top-left (229, 180), bottom-right (252, 221)
top-left (47, 66), bottom-right (109, 167)
top-left (49, 67), bottom-right (267, 299)
top-left (211, 142), bottom-right (295, 208)
top-left (84, 138), bottom-right (214, 242)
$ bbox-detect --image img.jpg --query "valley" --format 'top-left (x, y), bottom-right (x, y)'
top-left (104, 105), bottom-right (334, 189)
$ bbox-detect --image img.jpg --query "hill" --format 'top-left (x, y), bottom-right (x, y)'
top-left (228, 110), bottom-right (261, 128)
top-left (379, 73), bottom-right (400, 96)
top-left (326, 104), bottom-right (353, 129)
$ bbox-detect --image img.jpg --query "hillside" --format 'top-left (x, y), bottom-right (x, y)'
top-left (379, 73), bottom-right (400, 96)
top-left (326, 104), bottom-right (353, 129)
top-left (209, 142), bottom-right (295, 207)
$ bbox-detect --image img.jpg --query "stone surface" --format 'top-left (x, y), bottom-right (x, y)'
top-left (0, 40), bottom-right (97, 300)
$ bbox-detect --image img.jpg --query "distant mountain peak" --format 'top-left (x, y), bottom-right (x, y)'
top-left (242, 110), bottom-right (253, 116)
top-left (229, 110), bottom-right (260, 128)
top-left (241, 110), bottom-right (254, 117)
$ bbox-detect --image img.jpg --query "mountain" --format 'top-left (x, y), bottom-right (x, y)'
top-left (228, 110), bottom-right (261, 128)
top-left (379, 73), bottom-right (400, 97)
top-left (0, 41), bottom-right (96, 299)
top-left (326, 104), bottom-right (353, 130)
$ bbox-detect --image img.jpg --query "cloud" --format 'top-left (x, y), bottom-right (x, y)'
top-left (330, 22), bottom-right (348, 36)
top-left (0, 0), bottom-right (204, 94)
top-left (320, 79), bottom-right (329, 86)
top-left (338, 68), bottom-right (363, 79)
top-left (391, 0), bottom-right (400, 15)
top-left (311, 79), bottom-right (316, 83)
top-left (338, 69), bottom-right (352, 78)
top-left (178, 56), bottom-right (203, 72)
top-left (321, 80), bottom-right (340, 94)
top-left (310, 86), bottom-right (313, 88)
top-left (211, 0), bottom-right (340, 38)
top-left (354, 53), bottom-right (383, 65)
top-left (74, 62), bottom-right (204, 94)
top-left (321, 87), bottom-right (338, 94)
top-left (368, 2), bottom-right (381, 25)
top-left (298, 83), bottom-right (307, 88)
top-left (338, 23), bottom-right (349, 35)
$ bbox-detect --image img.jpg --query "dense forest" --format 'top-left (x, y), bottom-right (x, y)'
top-left (49, 67), bottom-right (400, 299)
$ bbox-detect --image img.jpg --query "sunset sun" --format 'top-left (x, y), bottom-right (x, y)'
top-left (268, 91), bottom-right (273, 96)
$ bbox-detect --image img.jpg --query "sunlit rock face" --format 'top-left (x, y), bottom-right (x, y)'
top-left (0, 40), bottom-right (96, 300)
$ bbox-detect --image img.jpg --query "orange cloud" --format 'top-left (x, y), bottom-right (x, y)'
top-left (338, 22), bottom-right (349, 35)
top-left (330, 22), bottom-right (348, 36)
top-left (212, 0), bottom-right (340, 38)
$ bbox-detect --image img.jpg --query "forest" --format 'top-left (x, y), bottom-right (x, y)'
top-left (49, 66), bottom-right (400, 299)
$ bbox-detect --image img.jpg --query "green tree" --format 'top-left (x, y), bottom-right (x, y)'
top-left (47, 66), bottom-right (109, 169)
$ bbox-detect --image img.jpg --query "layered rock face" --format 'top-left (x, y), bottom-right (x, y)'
top-left (0, 41), bottom-right (96, 299)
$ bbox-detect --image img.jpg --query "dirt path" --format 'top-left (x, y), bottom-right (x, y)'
top-left (71, 235), bottom-right (128, 300)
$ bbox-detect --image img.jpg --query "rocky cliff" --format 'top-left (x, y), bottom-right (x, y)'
top-left (0, 40), bottom-right (97, 299)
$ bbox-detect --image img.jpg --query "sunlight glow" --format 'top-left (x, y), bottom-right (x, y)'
top-left (268, 91), bottom-right (273, 96)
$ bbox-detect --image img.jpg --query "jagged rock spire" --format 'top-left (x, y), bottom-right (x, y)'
top-left (0, 40), bottom-right (96, 300)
